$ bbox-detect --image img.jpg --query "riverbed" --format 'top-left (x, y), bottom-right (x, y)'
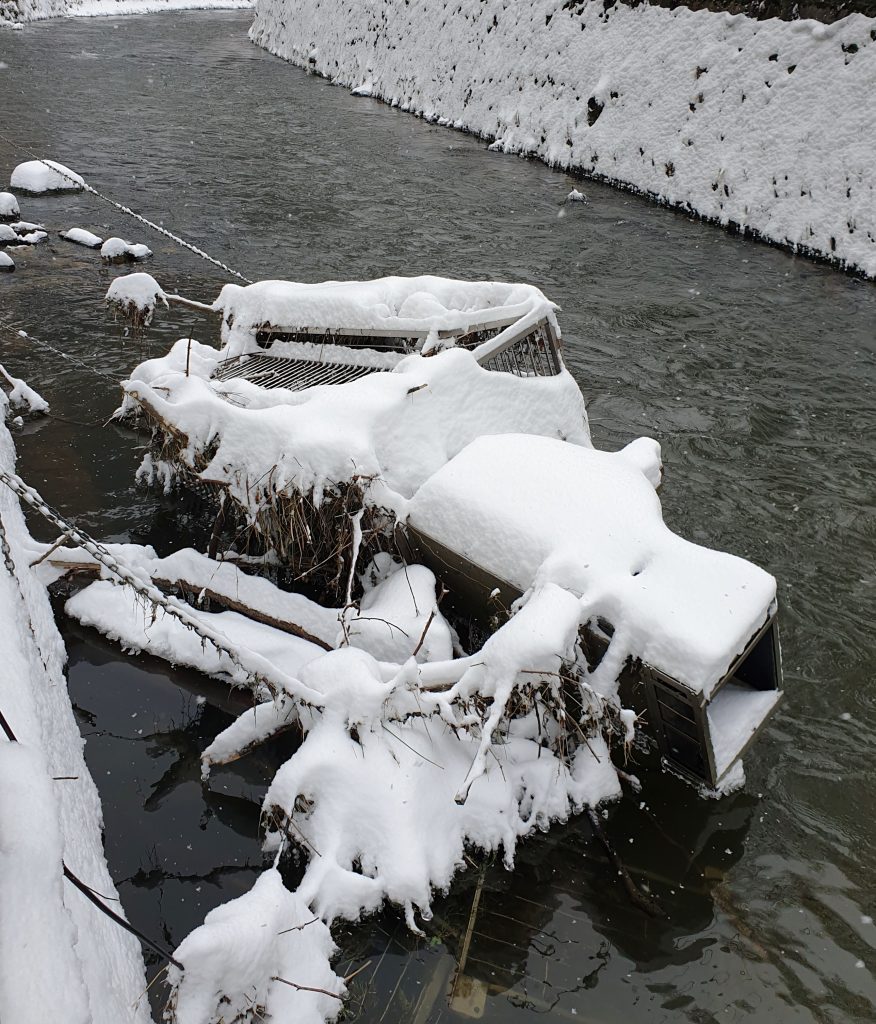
top-left (1, 11), bottom-right (875, 1022)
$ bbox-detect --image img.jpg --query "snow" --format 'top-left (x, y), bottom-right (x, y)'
top-left (101, 236), bottom-right (152, 260)
top-left (707, 682), bottom-right (782, 778)
top-left (10, 158), bottom-right (84, 192)
top-left (166, 868), bottom-right (342, 1024)
top-left (1, 0), bottom-right (249, 22)
top-left (0, 401), bottom-right (151, 1023)
top-left (117, 271), bottom-right (588, 516)
top-left (0, 224), bottom-right (17, 243)
top-left (0, 743), bottom-right (91, 1024)
top-left (106, 270), bottom-right (167, 324)
top-left (250, 0), bottom-right (876, 277)
top-left (0, 251), bottom-right (13, 271)
top-left (0, 191), bottom-right (19, 218)
top-left (61, 226), bottom-right (103, 248)
top-left (344, 554), bottom-right (453, 663)
top-left (0, 363), bottom-right (50, 413)
top-left (214, 275), bottom-right (558, 359)
top-left (407, 433), bottom-right (776, 697)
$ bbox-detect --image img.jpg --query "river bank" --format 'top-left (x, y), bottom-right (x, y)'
top-left (0, 10), bottom-right (874, 1022)
top-left (250, 0), bottom-right (876, 278)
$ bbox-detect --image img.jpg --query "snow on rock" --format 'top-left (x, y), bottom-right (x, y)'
top-left (250, 0), bottom-right (876, 277)
top-left (166, 868), bottom-right (342, 1024)
top-left (0, 251), bottom-right (13, 271)
top-left (408, 433), bottom-right (775, 697)
top-left (567, 188), bottom-right (588, 203)
top-left (100, 236), bottom-right (152, 261)
top-left (0, 224), bottom-right (17, 243)
top-left (0, 405), bottom-right (150, 1023)
top-left (15, 228), bottom-right (47, 244)
top-left (61, 226), bottom-right (103, 248)
top-left (10, 158), bottom-right (84, 192)
top-left (0, 191), bottom-right (19, 219)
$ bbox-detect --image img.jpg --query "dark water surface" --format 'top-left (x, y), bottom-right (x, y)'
top-left (1, 12), bottom-right (874, 1022)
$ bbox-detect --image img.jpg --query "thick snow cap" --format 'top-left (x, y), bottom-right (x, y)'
top-left (10, 159), bottom-right (84, 193)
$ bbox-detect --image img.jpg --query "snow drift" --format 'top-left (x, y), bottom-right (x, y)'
top-left (250, 0), bottom-right (876, 277)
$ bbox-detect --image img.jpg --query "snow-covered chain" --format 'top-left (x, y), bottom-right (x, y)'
top-left (0, 467), bottom-right (324, 707)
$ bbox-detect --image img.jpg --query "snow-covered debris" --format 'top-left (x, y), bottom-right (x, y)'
top-left (106, 270), bottom-right (167, 327)
top-left (10, 158), bottom-right (84, 192)
top-left (407, 433), bottom-right (775, 698)
top-left (100, 236), bottom-right (152, 261)
top-left (0, 251), bottom-right (13, 271)
top-left (213, 275), bottom-right (558, 358)
top-left (250, 0), bottom-right (876, 277)
top-left (60, 226), bottom-right (103, 248)
top-left (567, 188), bottom-right (588, 203)
top-left (0, 363), bottom-right (49, 414)
top-left (0, 192), bottom-right (19, 219)
top-left (166, 868), bottom-right (343, 1024)
top-left (344, 554), bottom-right (453, 663)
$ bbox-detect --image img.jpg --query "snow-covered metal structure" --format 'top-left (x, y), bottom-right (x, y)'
top-left (110, 271), bottom-right (782, 794)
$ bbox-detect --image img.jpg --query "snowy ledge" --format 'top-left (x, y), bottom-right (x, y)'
top-left (249, 0), bottom-right (876, 278)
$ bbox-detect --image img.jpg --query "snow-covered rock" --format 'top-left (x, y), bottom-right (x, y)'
top-left (100, 236), bottom-right (152, 261)
top-left (0, 192), bottom-right (19, 219)
top-left (250, 0), bottom-right (876, 277)
top-left (10, 158), bottom-right (84, 192)
top-left (0, 251), bottom-right (13, 271)
top-left (60, 226), bottom-right (103, 248)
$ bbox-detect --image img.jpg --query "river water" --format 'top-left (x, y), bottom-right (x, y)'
top-left (1, 11), bottom-right (874, 1023)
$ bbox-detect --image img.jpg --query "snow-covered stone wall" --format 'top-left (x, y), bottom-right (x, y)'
top-left (250, 0), bottom-right (876, 277)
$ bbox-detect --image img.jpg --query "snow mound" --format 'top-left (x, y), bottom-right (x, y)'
top-left (167, 868), bottom-right (342, 1024)
top-left (0, 192), bottom-right (19, 218)
top-left (61, 227), bottom-right (103, 248)
top-left (10, 158), bottom-right (84, 192)
top-left (100, 237), bottom-right (152, 260)
top-left (106, 270), bottom-right (167, 326)
top-left (0, 251), bottom-right (13, 271)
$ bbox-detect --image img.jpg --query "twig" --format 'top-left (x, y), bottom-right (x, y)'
top-left (585, 807), bottom-right (665, 918)
top-left (411, 609), bottom-right (436, 658)
top-left (271, 976), bottom-right (343, 1000)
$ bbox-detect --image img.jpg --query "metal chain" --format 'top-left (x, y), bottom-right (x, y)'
top-left (0, 466), bottom-right (322, 707)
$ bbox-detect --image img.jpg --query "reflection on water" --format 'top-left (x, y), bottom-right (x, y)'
top-left (1, 11), bottom-right (875, 1023)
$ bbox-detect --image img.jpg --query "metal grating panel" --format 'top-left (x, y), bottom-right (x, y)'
top-left (212, 354), bottom-right (380, 391)
top-left (480, 323), bottom-right (560, 377)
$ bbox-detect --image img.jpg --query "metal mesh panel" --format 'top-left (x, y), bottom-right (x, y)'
top-left (212, 354), bottom-right (380, 391)
top-left (479, 323), bottom-right (561, 377)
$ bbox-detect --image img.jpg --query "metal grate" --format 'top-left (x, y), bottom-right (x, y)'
top-left (479, 322), bottom-right (561, 377)
top-left (212, 354), bottom-right (380, 391)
